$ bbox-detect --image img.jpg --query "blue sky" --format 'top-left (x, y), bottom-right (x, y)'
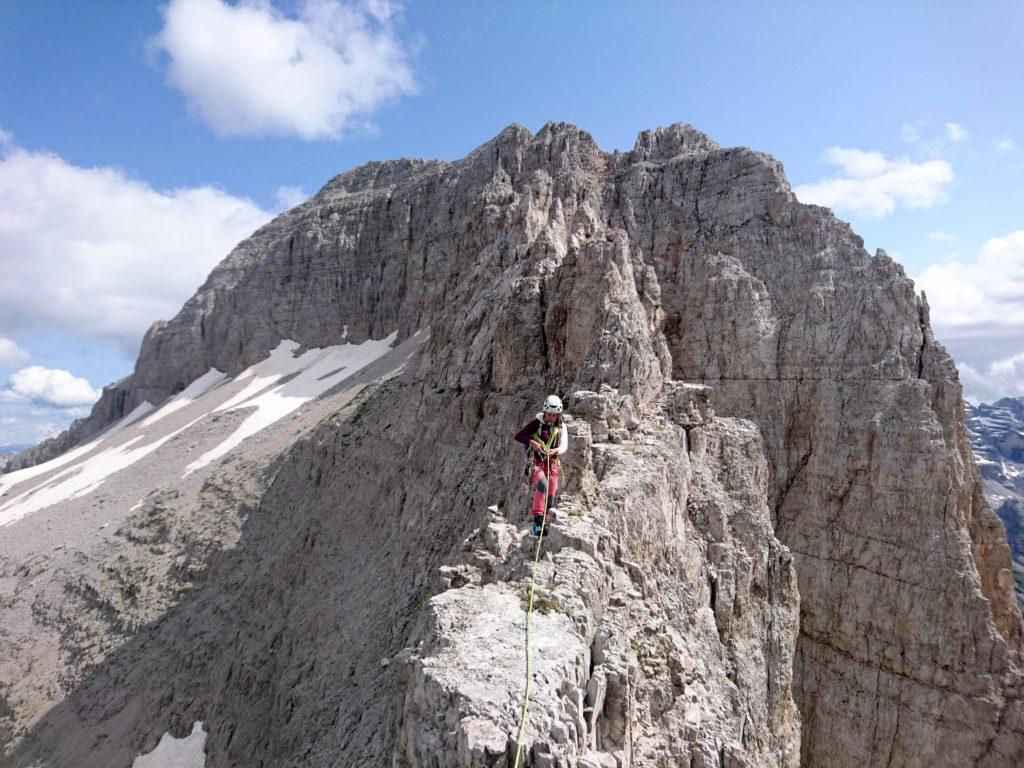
top-left (1, 0), bottom-right (1022, 445)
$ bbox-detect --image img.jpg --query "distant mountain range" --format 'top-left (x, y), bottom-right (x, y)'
top-left (965, 397), bottom-right (1024, 607)
top-left (0, 444), bottom-right (32, 470)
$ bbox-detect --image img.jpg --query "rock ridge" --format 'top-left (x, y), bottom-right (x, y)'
top-left (3, 119), bottom-right (1022, 767)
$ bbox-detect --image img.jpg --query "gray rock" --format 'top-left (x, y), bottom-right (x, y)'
top-left (2, 120), bottom-right (1021, 768)
top-left (392, 401), bottom-right (799, 767)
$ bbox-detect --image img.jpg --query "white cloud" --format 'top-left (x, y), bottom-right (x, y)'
top-left (35, 422), bottom-right (59, 439)
top-left (916, 230), bottom-right (1024, 328)
top-left (820, 147), bottom-right (891, 178)
top-left (795, 146), bottom-right (953, 217)
top-left (0, 399), bottom-right (93, 445)
top-left (0, 337), bottom-right (30, 368)
top-left (151, 0), bottom-right (417, 140)
top-left (945, 122), bottom-right (968, 141)
top-left (0, 143), bottom-right (273, 356)
top-left (0, 127), bottom-right (12, 146)
top-left (928, 231), bottom-right (956, 242)
top-left (5, 366), bottom-right (101, 407)
top-left (996, 138), bottom-right (1017, 153)
top-left (992, 351), bottom-right (1024, 380)
top-left (915, 230), bottom-right (1024, 402)
top-left (275, 185), bottom-right (307, 210)
top-left (900, 123), bottom-right (919, 143)
top-left (957, 356), bottom-right (1024, 405)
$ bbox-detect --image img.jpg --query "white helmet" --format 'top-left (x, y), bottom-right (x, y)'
top-left (542, 394), bottom-right (563, 414)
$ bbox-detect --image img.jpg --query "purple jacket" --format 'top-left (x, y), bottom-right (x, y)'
top-left (514, 415), bottom-right (568, 458)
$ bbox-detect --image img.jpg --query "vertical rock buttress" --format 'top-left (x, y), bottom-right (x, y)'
top-left (609, 125), bottom-right (1024, 766)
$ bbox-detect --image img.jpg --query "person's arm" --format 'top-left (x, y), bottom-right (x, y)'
top-left (514, 419), bottom-right (539, 446)
top-left (555, 423), bottom-right (569, 456)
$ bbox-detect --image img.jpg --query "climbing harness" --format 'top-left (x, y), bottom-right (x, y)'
top-left (530, 421), bottom-right (560, 462)
top-left (523, 420), bottom-right (560, 491)
top-left (512, 445), bottom-right (554, 768)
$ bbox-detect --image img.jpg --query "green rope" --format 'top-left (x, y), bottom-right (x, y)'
top-left (512, 447), bottom-right (554, 768)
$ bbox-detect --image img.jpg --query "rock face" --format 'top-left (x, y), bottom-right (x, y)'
top-left (395, 389), bottom-right (800, 767)
top-left (608, 134), bottom-right (1024, 765)
top-left (2, 121), bottom-right (1022, 767)
top-left (966, 398), bottom-right (1024, 610)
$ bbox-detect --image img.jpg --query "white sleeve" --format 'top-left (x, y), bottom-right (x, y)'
top-left (556, 424), bottom-right (569, 455)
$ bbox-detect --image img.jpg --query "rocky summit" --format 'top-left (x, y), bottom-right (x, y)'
top-left (1, 121), bottom-right (1022, 767)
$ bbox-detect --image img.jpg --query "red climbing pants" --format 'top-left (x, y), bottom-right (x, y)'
top-left (530, 460), bottom-right (560, 516)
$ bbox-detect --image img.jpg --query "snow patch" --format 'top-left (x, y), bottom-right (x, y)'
top-left (212, 342), bottom-right (314, 412)
top-left (0, 401), bottom-right (154, 498)
top-left (0, 416), bottom-right (201, 527)
top-left (132, 720), bottom-right (206, 768)
top-left (0, 333), bottom-right (399, 523)
top-left (978, 416), bottom-right (1012, 430)
top-left (184, 333), bottom-right (396, 475)
top-left (140, 369), bottom-right (227, 428)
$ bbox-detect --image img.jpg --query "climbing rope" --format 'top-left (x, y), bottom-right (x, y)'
top-left (512, 446), bottom-right (553, 768)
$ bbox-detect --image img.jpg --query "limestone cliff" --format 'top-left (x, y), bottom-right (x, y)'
top-left (1, 121), bottom-right (1021, 767)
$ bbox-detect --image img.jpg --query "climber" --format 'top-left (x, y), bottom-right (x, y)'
top-left (513, 395), bottom-right (569, 536)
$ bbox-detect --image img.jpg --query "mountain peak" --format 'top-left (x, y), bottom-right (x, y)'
top-left (2, 120), bottom-right (1021, 768)
top-left (631, 122), bottom-right (720, 159)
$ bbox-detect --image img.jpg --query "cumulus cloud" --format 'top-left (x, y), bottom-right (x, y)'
top-left (945, 122), bottom-right (968, 141)
top-left (275, 185), bottom-right (308, 209)
top-left (0, 142), bottom-right (273, 356)
top-left (996, 138), bottom-right (1017, 153)
top-left (795, 146), bottom-right (953, 217)
top-left (957, 355), bottom-right (1024, 405)
top-left (0, 397), bottom-right (93, 445)
top-left (151, 0), bottom-right (417, 140)
top-left (916, 230), bottom-right (1024, 328)
top-left (3, 366), bottom-right (101, 407)
top-left (0, 337), bottom-right (30, 368)
top-left (0, 127), bottom-right (12, 146)
top-left (928, 231), bottom-right (956, 242)
top-left (915, 230), bottom-right (1024, 402)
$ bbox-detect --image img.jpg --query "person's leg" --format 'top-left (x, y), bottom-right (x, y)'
top-left (530, 464), bottom-right (549, 534)
top-left (530, 465), bottom-right (548, 516)
top-left (546, 463), bottom-right (560, 508)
